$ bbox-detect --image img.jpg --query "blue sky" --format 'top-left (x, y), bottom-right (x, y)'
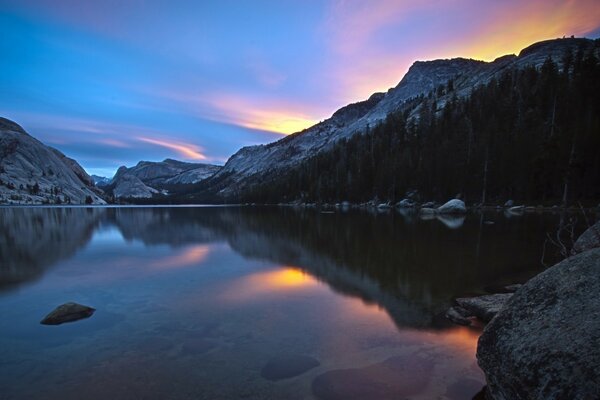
top-left (1, 0), bottom-right (599, 177)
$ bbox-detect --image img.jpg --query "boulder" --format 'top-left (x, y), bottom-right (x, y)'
top-left (571, 220), bottom-right (600, 255)
top-left (419, 207), bottom-right (437, 215)
top-left (445, 306), bottom-right (472, 326)
top-left (477, 249), bottom-right (600, 400)
top-left (437, 199), bottom-right (467, 214)
top-left (421, 201), bottom-right (436, 208)
top-left (455, 293), bottom-right (512, 322)
top-left (40, 302), bottom-right (95, 325)
top-left (395, 198), bottom-right (415, 208)
top-left (504, 200), bottom-right (514, 207)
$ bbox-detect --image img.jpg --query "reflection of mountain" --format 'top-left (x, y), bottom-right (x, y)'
top-left (0, 207), bottom-right (105, 288)
top-left (110, 207), bottom-right (561, 328)
top-left (0, 207), bottom-right (561, 329)
top-left (110, 207), bottom-right (225, 246)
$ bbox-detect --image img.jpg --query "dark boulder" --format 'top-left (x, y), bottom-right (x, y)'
top-left (571, 220), bottom-right (600, 255)
top-left (477, 249), bottom-right (600, 400)
top-left (40, 302), bottom-right (95, 325)
top-left (455, 293), bottom-right (512, 322)
top-left (445, 306), bottom-right (473, 326)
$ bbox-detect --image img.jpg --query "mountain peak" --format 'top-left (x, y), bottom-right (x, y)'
top-left (0, 117), bottom-right (26, 134)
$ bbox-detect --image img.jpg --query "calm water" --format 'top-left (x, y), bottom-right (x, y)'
top-left (0, 206), bottom-right (579, 400)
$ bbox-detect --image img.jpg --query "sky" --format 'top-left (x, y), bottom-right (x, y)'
top-left (1, 0), bottom-right (599, 177)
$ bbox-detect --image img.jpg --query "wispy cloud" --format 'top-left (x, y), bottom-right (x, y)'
top-left (157, 90), bottom-right (320, 135)
top-left (137, 136), bottom-right (207, 160)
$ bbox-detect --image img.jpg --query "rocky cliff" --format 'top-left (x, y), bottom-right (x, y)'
top-left (0, 118), bottom-right (105, 204)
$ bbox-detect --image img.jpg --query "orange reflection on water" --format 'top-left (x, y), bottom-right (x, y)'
top-left (149, 245), bottom-right (211, 270)
top-left (221, 266), bottom-right (319, 301)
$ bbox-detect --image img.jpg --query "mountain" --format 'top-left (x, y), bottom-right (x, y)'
top-left (91, 174), bottom-right (111, 186)
top-left (0, 118), bottom-right (106, 205)
top-left (109, 159), bottom-right (221, 199)
top-left (190, 37), bottom-right (600, 203)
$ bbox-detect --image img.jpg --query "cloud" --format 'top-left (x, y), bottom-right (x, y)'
top-left (157, 90), bottom-right (320, 135)
top-left (137, 136), bottom-right (207, 160)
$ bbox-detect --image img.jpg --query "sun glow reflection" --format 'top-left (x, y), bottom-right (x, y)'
top-left (149, 245), bottom-right (211, 270)
top-left (221, 266), bottom-right (318, 301)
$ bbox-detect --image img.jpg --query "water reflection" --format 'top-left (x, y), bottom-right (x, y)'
top-left (0, 206), bottom-right (574, 400)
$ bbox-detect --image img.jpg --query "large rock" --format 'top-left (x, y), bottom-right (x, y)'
top-left (437, 199), bottom-right (467, 214)
top-left (455, 293), bottom-right (513, 322)
top-left (571, 220), bottom-right (600, 255)
top-left (40, 302), bottom-right (96, 325)
top-left (477, 249), bottom-right (600, 400)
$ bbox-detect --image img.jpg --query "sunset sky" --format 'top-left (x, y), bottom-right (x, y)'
top-left (1, 0), bottom-right (599, 177)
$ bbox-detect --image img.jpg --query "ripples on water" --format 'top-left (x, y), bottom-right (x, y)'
top-left (0, 206), bottom-right (573, 399)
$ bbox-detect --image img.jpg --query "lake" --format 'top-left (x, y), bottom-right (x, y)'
top-left (0, 206), bottom-right (571, 399)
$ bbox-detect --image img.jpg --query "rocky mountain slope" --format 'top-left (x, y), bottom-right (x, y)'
top-left (203, 37), bottom-right (598, 199)
top-left (109, 158), bottom-right (221, 198)
top-left (0, 118), bottom-right (105, 204)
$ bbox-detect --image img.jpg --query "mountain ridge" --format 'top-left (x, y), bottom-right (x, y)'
top-left (199, 37), bottom-right (599, 200)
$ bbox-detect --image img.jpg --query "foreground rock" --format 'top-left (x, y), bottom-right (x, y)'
top-left (571, 220), bottom-right (600, 255)
top-left (261, 354), bottom-right (320, 381)
top-left (477, 249), bottom-right (600, 400)
top-left (437, 199), bottom-right (467, 214)
top-left (455, 293), bottom-right (513, 322)
top-left (40, 302), bottom-right (96, 325)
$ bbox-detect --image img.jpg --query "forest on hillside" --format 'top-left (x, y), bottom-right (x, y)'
top-left (233, 49), bottom-right (600, 205)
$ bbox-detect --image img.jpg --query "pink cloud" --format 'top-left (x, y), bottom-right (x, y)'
top-left (137, 136), bottom-right (207, 160)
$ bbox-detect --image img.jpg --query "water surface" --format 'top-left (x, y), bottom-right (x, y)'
top-left (0, 206), bottom-right (570, 399)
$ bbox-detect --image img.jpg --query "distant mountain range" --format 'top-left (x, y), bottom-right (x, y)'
top-left (2, 37), bottom-right (599, 205)
top-left (104, 159), bottom-right (222, 199)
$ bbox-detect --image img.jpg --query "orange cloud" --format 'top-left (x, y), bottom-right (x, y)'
top-left (160, 90), bottom-right (320, 135)
top-left (137, 136), bottom-right (207, 160)
top-left (460, 0), bottom-right (600, 61)
top-left (322, 0), bottom-right (600, 103)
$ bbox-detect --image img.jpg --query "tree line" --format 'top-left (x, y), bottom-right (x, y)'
top-left (234, 49), bottom-right (600, 205)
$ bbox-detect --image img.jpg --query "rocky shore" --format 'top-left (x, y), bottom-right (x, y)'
top-left (474, 220), bottom-right (600, 399)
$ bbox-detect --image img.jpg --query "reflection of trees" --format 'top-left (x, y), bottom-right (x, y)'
top-left (0, 206), bottom-right (561, 329)
top-left (0, 207), bottom-right (105, 288)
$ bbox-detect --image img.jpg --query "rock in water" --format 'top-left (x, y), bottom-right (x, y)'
top-left (455, 293), bottom-right (512, 322)
top-left (261, 354), bottom-right (320, 381)
top-left (312, 354), bottom-right (434, 400)
top-left (477, 249), bottom-right (600, 400)
top-left (571, 220), bottom-right (600, 255)
top-left (437, 199), bottom-right (467, 214)
top-left (445, 306), bottom-right (473, 326)
top-left (40, 302), bottom-right (95, 325)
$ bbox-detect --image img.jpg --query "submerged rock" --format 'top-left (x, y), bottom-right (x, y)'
top-left (40, 302), bottom-right (95, 325)
top-left (571, 220), bottom-right (600, 255)
top-left (477, 249), bottom-right (600, 400)
top-left (312, 354), bottom-right (434, 400)
top-left (455, 293), bottom-right (512, 322)
top-left (261, 354), bottom-right (320, 381)
top-left (437, 199), bottom-right (467, 214)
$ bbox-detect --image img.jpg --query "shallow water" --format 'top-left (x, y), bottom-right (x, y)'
top-left (0, 206), bottom-right (576, 399)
